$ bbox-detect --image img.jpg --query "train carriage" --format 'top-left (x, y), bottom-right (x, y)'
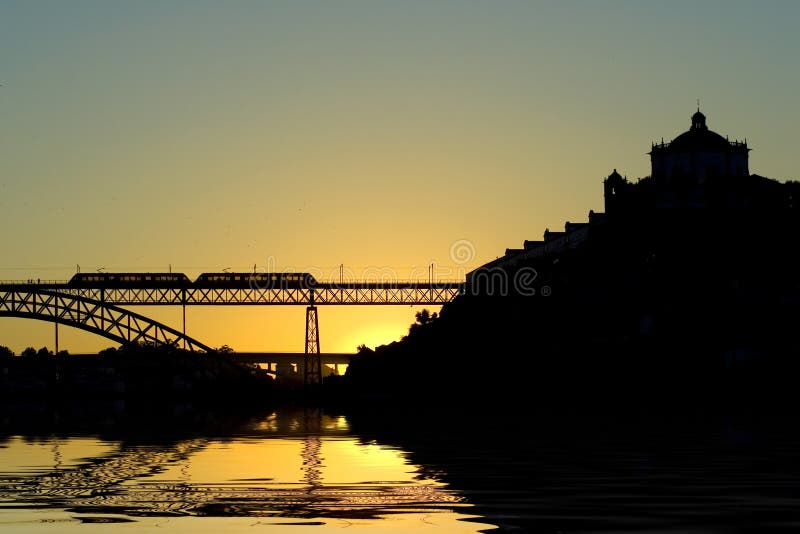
top-left (193, 272), bottom-right (316, 290)
top-left (68, 272), bottom-right (192, 288)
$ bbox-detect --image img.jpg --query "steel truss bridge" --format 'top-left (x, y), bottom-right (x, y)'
top-left (26, 282), bottom-right (463, 305)
top-left (0, 281), bottom-right (463, 385)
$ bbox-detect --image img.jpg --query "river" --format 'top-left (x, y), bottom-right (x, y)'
top-left (2, 402), bottom-right (800, 533)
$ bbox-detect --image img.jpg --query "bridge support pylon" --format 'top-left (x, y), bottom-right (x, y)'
top-left (304, 305), bottom-right (322, 386)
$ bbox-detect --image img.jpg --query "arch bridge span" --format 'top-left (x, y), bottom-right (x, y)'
top-left (0, 288), bottom-right (214, 352)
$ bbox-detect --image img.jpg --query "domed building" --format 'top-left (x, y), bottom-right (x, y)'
top-left (601, 108), bottom-right (794, 212)
top-left (649, 109), bottom-right (749, 183)
top-left (474, 107), bottom-right (798, 281)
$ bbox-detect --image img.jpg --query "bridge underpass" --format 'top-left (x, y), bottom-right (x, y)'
top-left (223, 352), bottom-right (353, 379)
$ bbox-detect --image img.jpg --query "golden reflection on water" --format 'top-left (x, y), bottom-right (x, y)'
top-left (0, 411), bottom-right (494, 533)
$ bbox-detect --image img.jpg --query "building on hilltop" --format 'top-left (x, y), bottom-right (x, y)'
top-left (604, 109), bottom-right (794, 212)
top-left (443, 109), bottom-right (800, 404)
top-left (650, 108), bottom-right (749, 183)
top-left (470, 108), bottom-right (799, 285)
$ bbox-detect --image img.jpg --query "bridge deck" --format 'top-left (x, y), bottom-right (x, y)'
top-left (0, 282), bottom-right (463, 305)
top-left (227, 352), bottom-right (353, 364)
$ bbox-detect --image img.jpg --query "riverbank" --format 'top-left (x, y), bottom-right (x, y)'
top-left (0, 348), bottom-right (276, 404)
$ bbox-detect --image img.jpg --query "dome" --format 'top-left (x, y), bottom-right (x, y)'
top-left (669, 128), bottom-right (732, 152)
top-left (667, 111), bottom-right (734, 153)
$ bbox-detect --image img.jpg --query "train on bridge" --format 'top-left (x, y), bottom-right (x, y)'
top-left (67, 272), bottom-right (318, 289)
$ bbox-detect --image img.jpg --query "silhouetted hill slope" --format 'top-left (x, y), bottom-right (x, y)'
top-left (343, 200), bottom-right (800, 409)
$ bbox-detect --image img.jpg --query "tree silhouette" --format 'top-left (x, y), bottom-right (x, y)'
top-left (409, 309), bottom-right (439, 335)
top-left (356, 344), bottom-right (374, 355)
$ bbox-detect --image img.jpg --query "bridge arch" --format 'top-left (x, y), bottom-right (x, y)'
top-left (0, 288), bottom-right (214, 352)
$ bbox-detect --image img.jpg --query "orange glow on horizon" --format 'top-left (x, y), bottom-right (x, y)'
top-left (0, 305), bottom-right (442, 355)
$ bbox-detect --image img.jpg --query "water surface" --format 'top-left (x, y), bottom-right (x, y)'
top-left (0, 405), bottom-right (490, 533)
top-left (4, 404), bottom-right (800, 533)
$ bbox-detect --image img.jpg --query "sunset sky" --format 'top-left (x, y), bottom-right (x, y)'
top-left (2, 1), bottom-right (799, 354)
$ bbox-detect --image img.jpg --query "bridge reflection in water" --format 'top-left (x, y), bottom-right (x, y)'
top-left (0, 408), bottom-right (488, 532)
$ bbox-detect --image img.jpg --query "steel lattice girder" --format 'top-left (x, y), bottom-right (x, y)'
top-left (304, 306), bottom-right (321, 386)
top-left (0, 289), bottom-right (214, 352)
top-left (40, 285), bottom-right (462, 305)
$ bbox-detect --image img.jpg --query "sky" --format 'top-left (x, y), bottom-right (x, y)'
top-left (1, 0), bottom-right (799, 354)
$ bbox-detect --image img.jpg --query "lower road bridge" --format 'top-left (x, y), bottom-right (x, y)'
top-left (226, 352), bottom-right (354, 378)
